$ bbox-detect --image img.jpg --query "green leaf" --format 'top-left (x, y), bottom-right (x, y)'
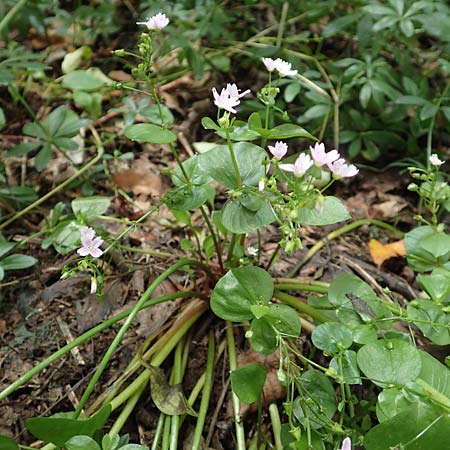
top-left (201, 117), bottom-right (221, 131)
top-left (329, 350), bottom-right (361, 384)
top-left (0, 254), bottom-right (37, 271)
top-left (23, 121), bottom-right (46, 139)
top-left (0, 242), bottom-right (15, 258)
top-left (322, 13), bottom-right (361, 36)
top-left (8, 141), bottom-right (42, 157)
top-left (164, 184), bottom-right (214, 211)
top-left (217, 123), bottom-right (260, 141)
top-left (418, 351), bottom-right (450, 400)
top-left (312, 323), bottom-right (353, 353)
top-left (141, 104), bottom-right (174, 126)
top-left (171, 154), bottom-right (212, 187)
top-left (221, 197), bottom-right (276, 234)
top-left (293, 369), bottom-right (337, 430)
top-left (364, 403), bottom-right (450, 450)
top-left (360, 83), bottom-right (372, 108)
top-left (25, 405), bottom-right (111, 447)
top-left (0, 435), bottom-right (19, 450)
top-left (35, 144), bottom-right (52, 171)
top-left (357, 339), bottom-right (422, 388)
top-left (46, 105), bottom-right (68, 136)
top-left (231, 363), bottom-right (267, 403)
top-left (266, 304), bottom-right (301, 337)
top-left (124, 123), bottom-right (177, 144)
top-left (0, 107), bottom-right (5, 131)
top-left (284, 82), bottom-right (301, 102)
top-left (297, 196), bottom-right (350, 226)
top-left (376, 387), bottom-right (421, 422)
top-left (328, 274), bottom-right (392, 324)
top-left (267, 123), bottom-right (315, 140)
top-left (420, 103), bottom-right (439, 121)
top-left (72, 196), bottom-right (111, 221)
top-left (0, 186), bottom-right (38, 204)
top-left (65, 436), bottom-right (101, 450)
top-left (420, 232), bottom-right (450, 258)
top-left (210, 267), bottom-right (274, 322)
top-left (417, 269), bottom-right (450, 303)
top-left (395, 95), bottom-right (428, 106)
top-left (51, 221), bottom-right (84, 255)
top-left (62, 70), bottom-right (104, 91)
top-left (408, 300), bottom-right (450, 345)
top-left (248, 112), bottom-right (262, 129)
top-left (198, 142), bottom-right (266, 189)
top-left (249, 317), bottom-right (278, 354)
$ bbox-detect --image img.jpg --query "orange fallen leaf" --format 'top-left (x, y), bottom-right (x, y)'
top-left (368, 239), bottom-right (406, 268)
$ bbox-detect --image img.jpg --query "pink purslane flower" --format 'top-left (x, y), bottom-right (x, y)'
top-left (339, 437), bottom-right (352, 450)
top-left (137, 13), bottom-right (169, 30)
top-left (262, 57), bottom-right (277, 72)
top-left (77, 227), bottom-right (103, 258)
top-left (268, 141), bottom-right (288, 159)
top-left (429, 153), bottom-right (444, 166)
top-left (212, 83), bottom-right (250, 114)
top-left (274, 58), bottom-right (298, 77)
top-left (310, 142), bottom-right (340, 167)
top-left (330, 158), bottom-right (359, 178)
top-left (280, 153), bottom-right (313, 177)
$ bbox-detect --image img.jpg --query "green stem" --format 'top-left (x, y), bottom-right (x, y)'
top-left (274, 283), bottom-right (328, 294)
top-left (269, 403), bottom-right (283, 450)
top-left (274, 290), bottom-right (333, 323)
top-left (109, 300), bottom-right (207, 411)
top-left (151, 414), bottom-right (165, 450)
top-left (200, 205), bottom-right (224, 271)
top-left (415, 378), bottom-right (450, 412)
top-left (288, 219), bottom-right (403, 277)
top-left (74, 259), bottom-right (204, 418)
top-left (226, 132), bottom-right (242, 188)
top-left (192, 330), bottom-right (215, 450)
top-left (0, 290), bottom-right (195, 401)
top-left (276, 2), bottom-right (289, 48)
top-left (169, 340), bottom-right (184, 450)
top-left (227, 322), bottom-right (246, 450)
top-left (0, 126), bottom-right (104, 231)
top-left (162, 415), bottom-right (172, 450)
top-left (109, 381), bottom-right (146, 436)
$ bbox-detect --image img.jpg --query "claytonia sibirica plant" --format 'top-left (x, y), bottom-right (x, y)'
top-left (7, 10), bottom-right (450, 450)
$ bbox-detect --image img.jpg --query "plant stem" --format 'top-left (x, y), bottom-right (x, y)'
top-left (109, 299), bottom-right (207, 411)
top-left (200, 205), bottom-right (224, 271)
top-left (192, 330), bottom-right (216, 450)
top-left (0, 126), bottom-right (104, 231)
top-left (169, 340), bottom-right (184, 450)
top-left (276, 2), bottom-right (289, 48)
top-left (288, 218), bottom-right (403, 277)
top-left (274, 290), bottom-right (333, 323)
top-left (74, 259), bottom-right (204, 418)
top-left (226, 322), bottom-right (246, 450)
top-left (0, 290), bottom-right (195, 401)
top-left (269, 403), bottom-right (283, 450)
top-left (151, 414), bottom-right (166, 450)
top-left (274, 282), bottom-right (328, 294)
top-left (415, 378), bottom-right (450, 412)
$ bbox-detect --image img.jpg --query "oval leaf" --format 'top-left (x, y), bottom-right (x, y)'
top-left (231, 363), bottom-right (267, 403)
top-left (124, 123), bottom-right (177, 144)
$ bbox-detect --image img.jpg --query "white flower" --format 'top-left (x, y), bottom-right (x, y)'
top-left (280, 153), bottom-right (313, 177)
top-left (268, 141), bottom-right (288, 159)
top-left (247, 246), bottom-right (258, 257)
top-left (274, 58), bottom-right (298, 77)
top-left (258, 179), bottom-right (265, 191)
top-left (226, 83), bottom-right (251, 100)
top-left (90, 277), bottom-right (98, 294)
top-left (429, 153), bottom-right (444, 166)
top-left (212, 83), bottom-right (250, 114)
top-left (77, 226), bottom-right (103, 258)
top-left (137, 13), bottom-right (169, 30)
top-left (330, 158), bottom-right (359, 178)
top-left (310, 142), bottom-right (340, 167)
top-left (262, 57), bottom-right (277, 72)
top-left (339, 437), bottom-right (351, 450)
top-left (212, 87), bottom-right (240, 114)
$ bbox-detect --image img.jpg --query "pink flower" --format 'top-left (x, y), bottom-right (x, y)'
top-left (137, 13), bottom-right (169, 30)
top-left (262, 57), bottom-right (277, 72)
top-left (310, 142), bottom-right (340, 167)
top-left (429, 153), bottom-right (444, 166)
top-left (274, 58), bottom-right (298, 77)
top-left (268, 141), bottom-right (288, 159)
top-left (280, 153), bottom-right (313, 177)
top-left (339, 437), bottom-right (351, 450)
top-left (330, 158), bottom-right (359, 178)
top-left (77, 227), bottom-right (103, 258)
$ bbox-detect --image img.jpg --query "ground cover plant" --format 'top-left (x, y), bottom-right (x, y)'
top-left (0, 1), bottom-right (450, 450)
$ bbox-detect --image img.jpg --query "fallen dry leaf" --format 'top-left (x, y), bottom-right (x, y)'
top-left (368, 239), bottom-right (406, 268)
top-left (112, 169), bottom-right (163, 196)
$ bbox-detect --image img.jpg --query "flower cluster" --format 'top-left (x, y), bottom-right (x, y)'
top-left (271, 141), bottom-right (358, 179)
top-left (212, 83), bottom-right (251, 114)
top-left (136, 12), bottom-right (169, 31)
top-left (262, 57), bottom-right (297, 77)
top-left (77, 226), bottom-right (103, 258)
